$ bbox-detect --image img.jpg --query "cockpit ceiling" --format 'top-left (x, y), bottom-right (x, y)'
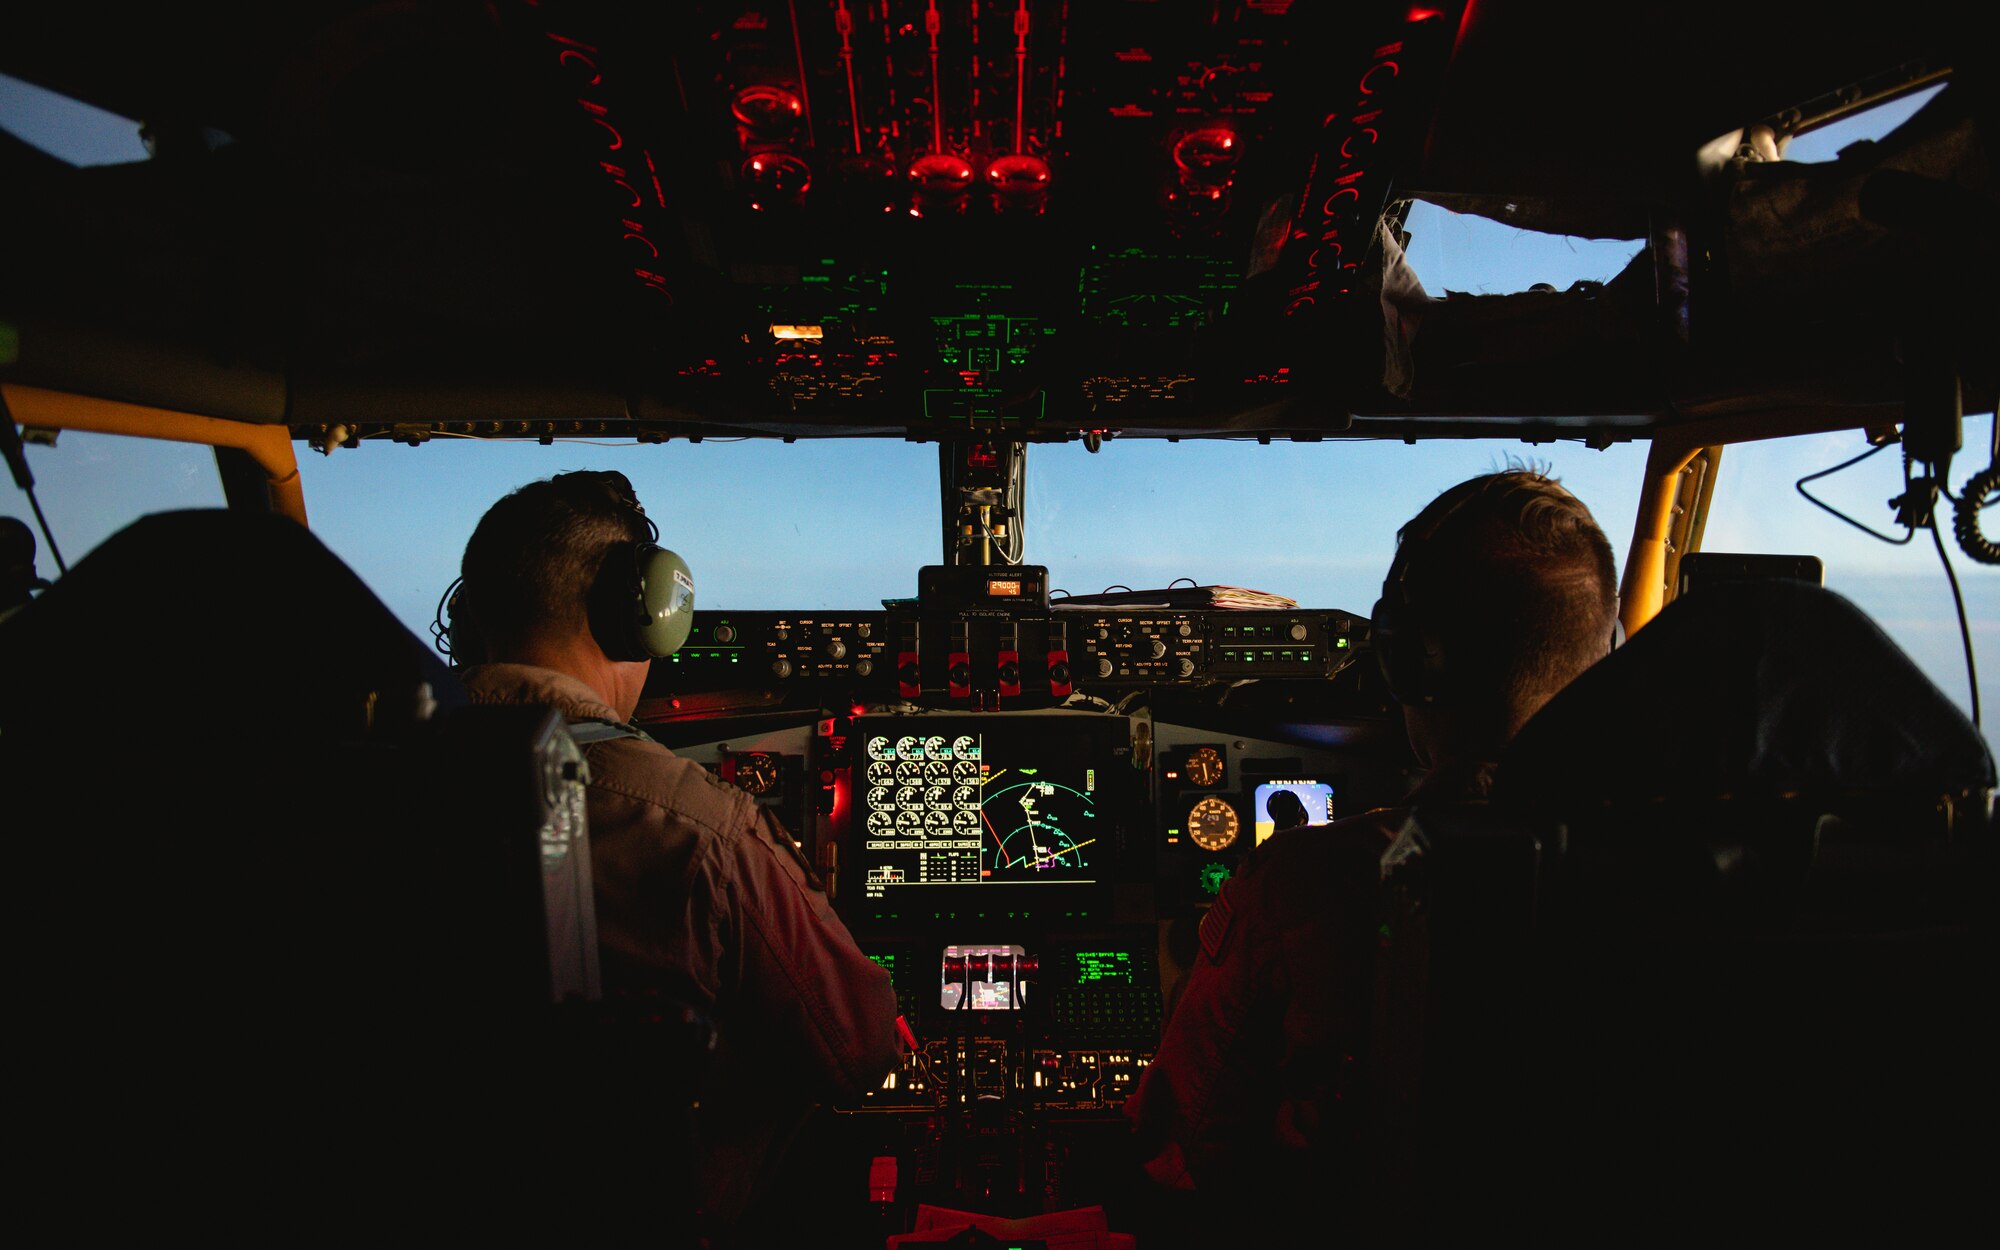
top-left (0, 2), bottom-right (1990, 443)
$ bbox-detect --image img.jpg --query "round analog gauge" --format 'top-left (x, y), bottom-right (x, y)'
top-left (866, 735), bottom-right (895, 761)
top-left (865, 762), bottom-right (894, 786)
top-left (1186, 746), bottom-right (1226, 788)
top-left (866, 811), bottom-right (894, 834)
top-left (895, 809), bottom-right (923, 830)
top-left (953, 760), bottom-right (981, 781)
top-left (953, 809), bottom-right (980, 829)
top-left (895, 786), bottom-right (922, 808)
top-left (734, 752), bottom-right (779, 795)
top-left (896, 735), bottom-right (924, 760)
top-left (951, 785), bottom-right (979, 808)
top-left (925, 786), bottom-right (952, 809)
top-left (867, 785), bottom-right (892, 807)
top-left (925, 734), bottom-right (951, 759)
top-left (952, 735), bottom-right (979, 760)
top-left (925, 759), bottom-right (952, 781)
top-left (924, 809), bottom-right (952, 831)
top-left (1187, 797), bottom-right (1239, 852)
top-left (897, 760), bottom-right (925, 782)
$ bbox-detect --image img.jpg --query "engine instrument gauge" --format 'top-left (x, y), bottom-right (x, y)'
top-left (1186, 746), bottom-right (1226, 788)
top-left (866, 735), bottom-right (895, 761)
top-left (733, 752), bottom-right (779, 795)
top-left (866, 762), bottom-right (894, 786)
top-left (867, 785), bottom-right (891, 807)
top-left (896, 735), bottom-right (924, 760)
top-left (953, 760), bottom-right (981, 781)
top-left (866, 811), bottom-right (894, 834)
top-left (952, 735), bottom-right (979, 760)
top-left (925, 759), bottom-right (953, 781)
top-left (925, 734), bottom-right (951, 759)
top-left (1187, 796), bottom-right (1239, 852)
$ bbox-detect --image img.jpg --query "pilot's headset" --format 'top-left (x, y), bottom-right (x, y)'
top-left (434, 470), bottom-right (695, 666)
top-left (1370, 475), bottom-right (1621, 706)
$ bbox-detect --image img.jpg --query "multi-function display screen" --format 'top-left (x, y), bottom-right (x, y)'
top-left (1253, 779), bottom-right (1336, 844)
top-left (852, 717), bottom-right (1125, 903)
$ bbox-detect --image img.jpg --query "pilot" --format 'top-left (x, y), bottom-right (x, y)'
top-left (447, 470), bottom-right (901, 1240)
top-left (1121, 469), bottom-right (1620, 1232)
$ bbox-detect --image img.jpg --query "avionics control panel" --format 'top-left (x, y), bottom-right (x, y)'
top-left (656, 607), bottom-right (1367, 704)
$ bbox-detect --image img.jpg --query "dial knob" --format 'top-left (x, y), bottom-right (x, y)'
top-left (855, 622), bottom-right (872, 638)
top-left (1095, 657), bottom-right (1114, 679)
top-left (824, 638), bottom-right (847, 661)
top-left (771, 657), bottom-right (793, 679)
top-left (854, 657), bottom-right (874, 678)
top-left (1147, 639), bottom-right (1167, 659)
top-left (713, 623), bottom-right (737, 643)
top-left (1288, 622), bottom-right (1309, 642)
top-left (1175, 657), bottom-right (1196, 678)
top-left (1177, 621), bottom-right (1194, 638)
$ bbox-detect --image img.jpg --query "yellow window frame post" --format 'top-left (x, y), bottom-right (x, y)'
top-left (1, 384), bottom-right (307, 526)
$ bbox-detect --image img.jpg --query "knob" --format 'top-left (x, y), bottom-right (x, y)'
top-left (1147, 639), bottom-right (1167, 659)
top-left (898, 661), bottom-right (920, 686)
top-left (855, 622), bottom-right (872, 638)
top-left (997, 661), bottom-right (1021, 686)
top-left (1288, 622), bottom-right (1309, 642)
top-left (824, 638), bottom-right (848, 661)
top-left (1175, 657), bottom-right (1196, 678)
top-left (713, 624), bottom-right (737, 643)
top-left (853, 657), bottom-right (874, 678)
top-left (771, 657), bottom-right (793, 679)
top-left (1176, 622), bottom-right (1193, 638)
top-left (948, 661), bottom-right (973, 687)
top-left (1048, 661), bottom-right (1072, 685)
top-left (1095, 657), bottom-right (1114, 679)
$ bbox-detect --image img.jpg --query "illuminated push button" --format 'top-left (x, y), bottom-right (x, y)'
top-left (732, 84), bottom-right (805, 135)
top-left (985, 153), bottom-right (1051, 211)
top-left (741, 152), bottom-right (812, 206)
top-left (1173, 126), bottom-right (1240, 185)
top-left (909, 152), bottom-right (975, 197)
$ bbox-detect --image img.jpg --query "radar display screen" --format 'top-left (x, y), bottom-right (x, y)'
top-left (851, 716), bottom-right (1129, 907)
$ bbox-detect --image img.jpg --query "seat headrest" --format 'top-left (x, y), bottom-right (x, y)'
top-left (1495, 578), bottom-right (1994, 810)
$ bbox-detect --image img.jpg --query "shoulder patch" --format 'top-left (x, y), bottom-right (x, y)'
top-left (1199, 887), bottom-right (1237, 961)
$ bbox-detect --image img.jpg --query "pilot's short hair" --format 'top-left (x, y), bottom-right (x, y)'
top-left (458, 471), bottom-right (652, 660)
top-left (1390, 469), bottom-right (1619, 720)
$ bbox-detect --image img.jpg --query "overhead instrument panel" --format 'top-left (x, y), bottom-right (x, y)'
top-left (495, 0), bottom-right (1462, 438)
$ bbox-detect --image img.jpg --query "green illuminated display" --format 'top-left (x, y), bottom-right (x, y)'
top-left (1074, 950), bottom-right (1135, 985)
top-left (1198, 861), bottom-right (1232, 896)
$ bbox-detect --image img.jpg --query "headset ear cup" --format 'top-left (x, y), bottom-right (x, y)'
top-left (635, 545), bottom-right (695, 657)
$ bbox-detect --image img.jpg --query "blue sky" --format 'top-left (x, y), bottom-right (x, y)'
top-left (4, 75), bottom-right (1993, 735)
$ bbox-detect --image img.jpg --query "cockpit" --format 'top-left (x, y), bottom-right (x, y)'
top-left (2, 2), bottom-right (1994, 1244)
